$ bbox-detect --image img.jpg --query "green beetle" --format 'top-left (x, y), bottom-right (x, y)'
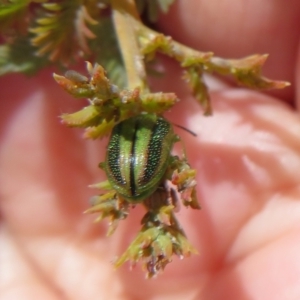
top-left (104, 113), bottom-right (177, 203)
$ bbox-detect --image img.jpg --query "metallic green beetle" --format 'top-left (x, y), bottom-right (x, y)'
top-left (104, 113), bottom-right (177, 203)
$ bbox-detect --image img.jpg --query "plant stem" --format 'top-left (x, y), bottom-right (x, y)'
top-left (111, 0), bottom-right (148, 92)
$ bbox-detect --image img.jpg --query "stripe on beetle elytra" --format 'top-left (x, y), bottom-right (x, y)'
top-left (129, 120), bottom-right (139, 197)
top-left (140, 118), bottom-right (170, 185)
top-left (106, 124), bottom-right (124, 185)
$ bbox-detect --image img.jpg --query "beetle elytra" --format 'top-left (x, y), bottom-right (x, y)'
top-left (104, 113), bottom-right (178, 203)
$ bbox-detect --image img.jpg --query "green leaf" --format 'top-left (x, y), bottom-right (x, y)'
top-left (0, 36), bottom-right (48, 75)
top-left (183, 66), bottom-right (212, 115)
top-left (0, 0), bottom-right (30, 29)
top-left (157, 0), bottom-right (174, 13)
top-left (208, 54), bottom-right (290, 90)
top-left (135, 0), bottom-right (175, 22)
top-left (89, 17), bottom-right (126, 88)
top-left (30, 0), bottom-right (99, 64)
top-left (146, 0), bottom-right (160, 23)
top-left (61, 105), bottom-right (102, 127)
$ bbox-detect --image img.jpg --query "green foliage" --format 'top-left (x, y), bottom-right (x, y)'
top-left (0, 36), bottom-right (48, 75)
top-left (30, 1), bottom-right (99, 64)
top-left (207, 54), bottom-right (287, 89)
top-left (115, 214), bottom-right (198, 278)
top-left (135, 0), bottom-right (175, 22)
top-left (138, 28), bottom-right (289, 114)
top-left (0, 0), bottom-right (31, 30)
top-left (88, 142), bottom-right (199, 277)
top-left (0, 0), bottom-right (109, 74)
top-left (0, 0), bottom-right (290, 277)
top-left (89, 17), bottom-right (127, 88)
top-left (54, 63), bottom-right (178, 139)
top-left (183, 66), bottom-right (212, 115)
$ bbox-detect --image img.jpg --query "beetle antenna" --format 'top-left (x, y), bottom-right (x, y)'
top-left (173, 123), bottom-right (197, 137)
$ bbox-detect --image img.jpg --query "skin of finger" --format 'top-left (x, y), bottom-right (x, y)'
top-left (158, 0), bottom-right (300, 101)
top-left (2, 60), bottom-right (300, 300)
top-left (0, 71), bottom-right (122, 299)
top-left (294, 38), bottom-right (300, 109)
top-left (140, 63), bottom-right (300, 299)
top-left (0, 225), bottom-right (65, 300)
